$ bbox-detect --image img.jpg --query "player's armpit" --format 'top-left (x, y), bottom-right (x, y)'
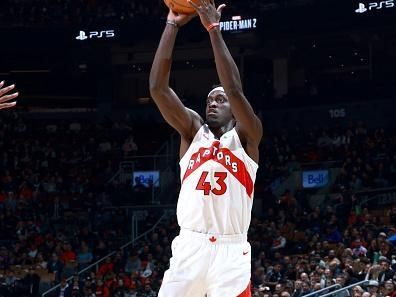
top-left (151, 87), bottom-right (202, 140)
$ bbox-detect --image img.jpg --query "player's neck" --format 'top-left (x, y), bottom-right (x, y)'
top-left (209, 122), bottom-right (235, 139)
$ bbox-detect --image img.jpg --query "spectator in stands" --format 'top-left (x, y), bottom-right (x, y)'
top-left (326, 225), bottom-right (343, 243)
top-left (77, 241), bottom-right (93, 270)
top-left (61, 242), bottom-right (77, 277)
top-left (290, 280), bottom-right (303, 297)
top-left (140, 282), bottom-right (157, 297)
top-left (366, 280), bottom-right (380, 297)
top-left (352, 239), bottom-right (368, 258)
top-left (112, 278), bottom-right (129, 296)
top-left (98, 257), bottom-right (114, 278)
top-left (335, 275), bottom-right (350, 297)
top-left (71, 278), bottom-right (81, 297)
top-left (252, 266), bottom-right (267, 288)
top-left (371, 232), bottom-right (388, 254)
top-left (271, 232), bottom-right (287, 254)
top-left (279, 190), bottom-right (297, 211)
top-left (122, 136), bottom-right (138, 157)
top-left (47, 253), bottom-right (63, 282)
top-left (351, 285), bottom-right (364, 297)
top-left (301, 281), bottom-right (312, 296)
top-left (378, 258), bottom-right (394, 282)
top-left (55, 277), bottom-right (72, 297)
top-left (265, 263), bottom-right (285, 289)
top-left (381, 279), bottom-right (395, 297)
top-left (124, 251), bottom-right (141, 274)
top-left (23, 267), bottom-right (40, 297)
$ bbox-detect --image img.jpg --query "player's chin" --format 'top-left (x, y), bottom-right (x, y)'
top-left (206, 117), bottom-right (221, 128)
top-left (206, 113), bottom-right (216, 120)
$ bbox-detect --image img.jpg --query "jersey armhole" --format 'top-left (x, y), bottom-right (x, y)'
top-left (179, 124), bottom-right (205, 165)
top-left (233, 129), bottom-right (259, 169)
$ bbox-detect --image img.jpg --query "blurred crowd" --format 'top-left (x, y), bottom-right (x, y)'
top-left (260, 122), bottom-right (396, 193)
top-left (0, 0), bottom-right (271, 27)
top-left (1, 110), bottom-right (396, 297)
top-left (1, 0), bottom-right (161, 27)
top-left (0, 0), bottom-right (318, 28)
top-left (0, 111), bottom-right (167, 296)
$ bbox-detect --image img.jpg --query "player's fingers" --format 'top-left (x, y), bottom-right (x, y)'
top-left (188, 0), bottom-right (201, 11)
top-left (0, 81), bottom-right (4, 88)
top-left (0, 102), bottom-right (17, 110)
top-left (198, 0), bottom-right (208, 8)
top-left (0, 84), bottom-right (15, 96)
top-left (0, 92), bottom-right (19, 103)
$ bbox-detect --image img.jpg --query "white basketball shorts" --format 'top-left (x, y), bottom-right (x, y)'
top-left (158, 229), bottom-right (251, 297)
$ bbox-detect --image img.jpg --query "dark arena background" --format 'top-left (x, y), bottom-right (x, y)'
top-left (1, 0), bottom-right (396, 296)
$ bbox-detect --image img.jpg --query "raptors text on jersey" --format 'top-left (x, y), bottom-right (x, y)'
top-left (177, 125), bottom-right (258, 235)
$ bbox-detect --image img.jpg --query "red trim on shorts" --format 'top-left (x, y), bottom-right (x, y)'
top-left (237, 281), bottom-right (251, 297)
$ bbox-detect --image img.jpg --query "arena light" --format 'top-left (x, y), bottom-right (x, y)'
top-left (137, 97), bottom-right (151, 104)
top-left (10, 70), bottom-right (50, 73)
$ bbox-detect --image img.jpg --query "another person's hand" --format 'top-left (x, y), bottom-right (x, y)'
top-left (0, 81), bottom-right (18, 110)
top-left (188, 0), bottom-right (226, 30)
top-left (167, 9), bottom-right (196, 27)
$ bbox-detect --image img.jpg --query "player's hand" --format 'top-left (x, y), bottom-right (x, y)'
top-left (0, 81), bottom-right (18, 110)
top-left (188, 0), bottom-right (226, 29)
top-left (167, 9), bottom-right (196, 27)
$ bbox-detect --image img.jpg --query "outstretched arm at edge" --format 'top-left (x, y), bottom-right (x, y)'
top-left (149, 11), bottom-right (202, 143)
top-left (0, 81), bottom-right (18, 110)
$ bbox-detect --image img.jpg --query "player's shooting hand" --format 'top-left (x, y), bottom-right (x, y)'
top-left (0, 81), bottom-right (18, 110)
top-left (188, 0), bottom-right (226, 29)
top-left (167, 9), bottom-right (197, 27)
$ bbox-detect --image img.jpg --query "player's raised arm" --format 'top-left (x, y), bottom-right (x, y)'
top-left (149, 10), bottom-right (201, 140)
top-left (189, 0), bottom-right (262, 144)
top-left (0, 81), bottom-right (18, 110)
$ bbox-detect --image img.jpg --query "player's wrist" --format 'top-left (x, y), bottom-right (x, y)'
top-left (166, 19), bottom-right (179, 29)
top-left (206, 22), bottom-right (220, 32)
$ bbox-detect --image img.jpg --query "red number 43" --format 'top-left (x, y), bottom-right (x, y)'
top-left (196, 171), bottom-right (227, 196)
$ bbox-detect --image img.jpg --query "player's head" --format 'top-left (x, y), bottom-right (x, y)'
top-left (205, 86), bottom-right (234, 128)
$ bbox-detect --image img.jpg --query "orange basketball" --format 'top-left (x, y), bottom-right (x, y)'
top-left (163, 0), bottom-right (208, 15)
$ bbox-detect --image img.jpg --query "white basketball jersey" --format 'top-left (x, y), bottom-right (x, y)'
top-left (177, 124), bottom-right (258, 235)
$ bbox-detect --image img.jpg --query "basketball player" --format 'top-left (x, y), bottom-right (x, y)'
top-left (0, 81), bottom-right (18, 110)
top-left (149, 0), bottom-right (262, 296)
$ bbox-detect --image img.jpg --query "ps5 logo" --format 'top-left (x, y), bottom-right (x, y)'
top-left (75, 30), bottom-right (115, 41)
top-left (355, 0), bottom-right (394, 13)
top-left (355, 3), bottom-right (368, 12)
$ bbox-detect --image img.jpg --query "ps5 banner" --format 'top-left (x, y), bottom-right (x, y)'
top-left (354, 0), bottom-right (395, 14)
top-left (74, 29), bottom-right (117, 41)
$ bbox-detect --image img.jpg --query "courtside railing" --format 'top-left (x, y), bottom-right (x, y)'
top-left (301, 284), bottom-right (341, 297)
top-left (318, 280), bottom-right (369, 297)
top-left (41, 211), bottom-right (169, 297)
